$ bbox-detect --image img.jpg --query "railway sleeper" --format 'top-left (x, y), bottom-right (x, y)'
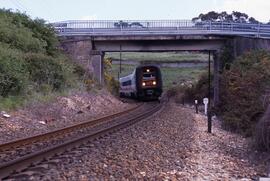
top-left (0, 103), bottom-right (162, 179)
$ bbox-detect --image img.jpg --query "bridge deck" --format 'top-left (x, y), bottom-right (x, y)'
top-left (53, 20), bottom-right (270, 39)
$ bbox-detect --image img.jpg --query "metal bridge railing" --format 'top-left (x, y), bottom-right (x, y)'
top-left (52, 20), bottom-right (270, 38)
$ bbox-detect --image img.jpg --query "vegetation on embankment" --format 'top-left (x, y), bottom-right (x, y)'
top-left (104, 58), bottom-right (119, 96)
top-left (216, 51), bottom-right (270, 134)
top-left (218, 50), bottom-right (270, 151)
top-left (0, 9), bottom-right (83, 110)
top-left (178, 50), bottom-right (270, 151)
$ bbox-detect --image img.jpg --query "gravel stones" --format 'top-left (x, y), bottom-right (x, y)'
top-left (15, 102), bottom-right (268, 180)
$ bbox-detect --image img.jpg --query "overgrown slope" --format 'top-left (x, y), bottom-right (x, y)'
top-left (218, 50), bottom-right (270, 136)
top-left (0, 9), bottom-right (79, 109)
top-left (179, 50), bottom-right (270, 150)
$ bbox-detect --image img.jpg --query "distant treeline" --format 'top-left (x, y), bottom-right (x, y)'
top-left (192, 11), bottom-right (269, 24)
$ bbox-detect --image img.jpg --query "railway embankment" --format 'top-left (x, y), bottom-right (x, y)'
top-left (27, 101), bottom-right (268, 180)
top-left (0, 90), bottom-right (134, 144)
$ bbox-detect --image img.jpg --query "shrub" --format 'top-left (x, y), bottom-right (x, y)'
top-left (218, 50), bottom-right (270, 136)
top-left (104, 57), bottom-right (119, 95)
top-left (0, 9), bottom-right (58, 55)
top-left (24, 53), bottom-right (64, 90)
top-left (0, 9), bottom-right (83, 110)
top-left (24, 53), bottom-right (76, 91)
top-left (254, 105), bottom-right (270, 151)
top-left (0, 45), bottom-right (28, 97)
top-left (0, 13), bottom-right (46, 53)
top-left (183, 72), bottom-right (214, 103)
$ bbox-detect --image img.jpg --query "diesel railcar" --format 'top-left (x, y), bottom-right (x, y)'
top-left (119, 65), bottom-right (162, 100)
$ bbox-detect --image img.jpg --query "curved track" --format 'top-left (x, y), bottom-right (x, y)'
top-left (0, 104), bottom-right (142, 163)
top-left (0, 102), bottom-right (163, 179)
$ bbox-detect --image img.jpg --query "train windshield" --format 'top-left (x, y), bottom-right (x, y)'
top-left (142, 68), bottom-right (156, 80)
top-left (141, 67), bottom-right (158, 87)
top-left (143, 73), bottom-right (155, 78)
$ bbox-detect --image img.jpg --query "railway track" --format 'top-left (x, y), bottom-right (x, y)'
top-left (0, 104), bottom-right (142, 164)
top-left (0, 102), bottom-right (163, 179)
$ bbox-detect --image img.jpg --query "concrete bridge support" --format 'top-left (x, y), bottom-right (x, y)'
top-left (60, 40), bottom-right (93, 70)
top-left (90, 51), bottom-right (104, 84)
top-left (232, 37), bottom-right (270, 57)
top-left (60, 39), bottom-right (105, 84)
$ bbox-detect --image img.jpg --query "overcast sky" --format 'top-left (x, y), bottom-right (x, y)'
top-left (0, 0), bottom-right (269, 23)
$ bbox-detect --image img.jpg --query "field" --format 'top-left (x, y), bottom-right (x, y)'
top-left (106, 52), bottom-right (209, 62)
top-left (108, 52), bottom-right (208, 90)
top-left (110, 64), bottom-right (207, 90)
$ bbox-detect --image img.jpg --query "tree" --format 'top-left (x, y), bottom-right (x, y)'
top-left (248, 17), bottom-right (259, 24)
top-left (114, 21), bottom-right (129, 28)
top-left (192, 11), bottom-right (260, 24)
top-left (232, 11), bottom-right (248, 23)
top-left (192, 11), bottom-right (219, 22)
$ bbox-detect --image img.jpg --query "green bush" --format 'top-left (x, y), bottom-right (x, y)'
top-left (220, 42), bottom-right (234, 71)
top-left (183, 72), bottom-right (214, 103)
top-left (104, 58), bottom-right (119, 95)
top-left (254, 105), bottom-right (270, 151)
top-left (0, 9), bottom-right (58, 55)
top-left (0, 9), bottom-right (82, 110)
top-left (24, 53), bottom-right (74, 91)
top-left (0, 45), bottom-right (28, 97)
top-left (218, 50), bottom-right (270, 136)
top-left (180, 50), bottom-right (270, 137)
top-left (0, 13), bottom-right (46, 53)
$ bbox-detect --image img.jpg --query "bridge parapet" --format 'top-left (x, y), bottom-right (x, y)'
top-left (52, 20), bottom-right (270, 39)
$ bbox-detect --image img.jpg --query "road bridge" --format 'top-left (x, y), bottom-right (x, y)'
top-left (53, 20), bottom-right (270, 105)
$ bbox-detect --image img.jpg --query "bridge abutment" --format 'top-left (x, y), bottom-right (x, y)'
top-left (60, 39), bottom-right (104, 84)
top-left (90, 51), bottom-right (104, 85)
top-left (232, 37), bottom-right (270, 57)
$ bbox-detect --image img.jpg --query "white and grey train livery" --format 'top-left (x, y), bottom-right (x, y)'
top-left (119, 65), bottom-right (162, 100)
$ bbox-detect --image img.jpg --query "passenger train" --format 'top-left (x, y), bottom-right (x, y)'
top-left (119, 65), bottom-right (162, 100)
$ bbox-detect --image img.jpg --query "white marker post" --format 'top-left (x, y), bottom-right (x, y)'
top-left (203, 98), bottom-right (209, 115)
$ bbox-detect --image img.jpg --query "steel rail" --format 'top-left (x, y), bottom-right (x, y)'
top-left (0, 104), bottom-right (142, 152)
top-left (0, 102), bottom-right (163, 179)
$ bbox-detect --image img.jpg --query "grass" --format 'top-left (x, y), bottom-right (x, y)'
top-left (106, 52), bottom-right (210, 62)
top-left (161, 67), bottom-right (207, 89)
top-left (111, 64), bottom-right (207, 90)
top-left (0, 80), bottom-right (88, 111)
top-left (110, 64), bottom-right (135, 78)
top-left (0, 91), bottom-right (67, 111)
top-left (0, 96), bottom-right (26, 110)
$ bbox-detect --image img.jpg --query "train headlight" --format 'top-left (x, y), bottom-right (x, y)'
top-left (153, 81), bottom-right (156, 85)
top-left (142, 82), bottom-right (146, 86)
top-left (146, 69), bottom-right (150, 72)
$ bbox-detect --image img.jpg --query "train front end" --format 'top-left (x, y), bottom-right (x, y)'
top-left (136, 65), bottom-right (163, 100)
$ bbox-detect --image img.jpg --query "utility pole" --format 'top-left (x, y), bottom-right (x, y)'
top-left (208, 51), bottom-right (212, 133)
top-left (119, 44), bottom-right (122, 74)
